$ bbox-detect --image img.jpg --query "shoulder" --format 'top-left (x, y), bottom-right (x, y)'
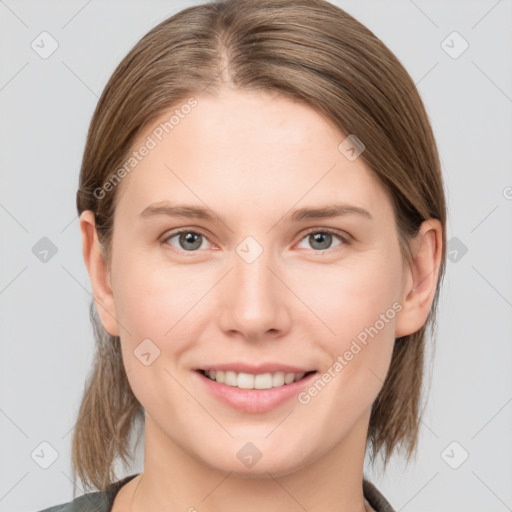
top-left (34, 490), bottom-right (106, 512)
top-left (35, 475), bottom-right (389, 512)
top-left (33, 474), bottom-right (140, 512)
top-left (363, 478), bottom-right (395, 512)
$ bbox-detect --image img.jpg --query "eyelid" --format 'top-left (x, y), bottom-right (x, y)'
top-left (161, 226), bottom-right (216, 251)
top-left (296, 227), bottom-right (353, 249)
top-left (161, 226), bottom-right (352, 254)
top-left (161, 226), bottom-right (210, 241)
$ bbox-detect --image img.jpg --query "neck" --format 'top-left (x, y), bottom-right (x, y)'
top-left (128, 411), bottom-right (371, 512)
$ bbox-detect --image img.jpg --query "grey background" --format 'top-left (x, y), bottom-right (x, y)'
top-left (1, 1), bottom-right (511, 511)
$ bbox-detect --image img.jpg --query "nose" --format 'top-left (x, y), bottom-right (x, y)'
top-left (217, 244), bottom-right (292, 342)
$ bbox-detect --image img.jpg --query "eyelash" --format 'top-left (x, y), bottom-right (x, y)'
top-left (161, 227), bottom-right (352, 255)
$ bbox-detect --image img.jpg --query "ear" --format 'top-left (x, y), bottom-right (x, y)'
top-left (79, 210), bottom-right (120, 336)
top-left (395, 218), bottom-right (443, 338)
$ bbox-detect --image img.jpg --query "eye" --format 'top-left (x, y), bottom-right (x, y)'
top-left (296, 228), bottom-right (350, 251)
top-left (162, 227), bottom-right (351, 254)
top-left (163, 230), bottom-right (212, 252)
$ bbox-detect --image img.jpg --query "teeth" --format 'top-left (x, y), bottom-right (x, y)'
top-left (203, 370), bottom-right (307, 389)
top-left (237, 372), bottom-right (254, 389)
top-left (284, 373), bottom-right (295, 384)
top-left (225, 371), bottom-right (237, 386)
top-left (272, 372), bottom-right (285, 387)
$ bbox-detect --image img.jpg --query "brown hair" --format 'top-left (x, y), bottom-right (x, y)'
top-left (73, 0), bottom-right (446, 492)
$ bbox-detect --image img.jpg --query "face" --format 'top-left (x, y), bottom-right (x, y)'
top-left (92, 89), bottom-right (415, 477)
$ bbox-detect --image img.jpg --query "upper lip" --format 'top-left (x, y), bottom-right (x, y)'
top-left (197, 363), bottom-right (315, 374)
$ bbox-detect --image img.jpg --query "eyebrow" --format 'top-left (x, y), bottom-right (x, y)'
top-left (288, 204), bottom-right (372, 222)
top-left (139, 202), bottom-right (373, 223)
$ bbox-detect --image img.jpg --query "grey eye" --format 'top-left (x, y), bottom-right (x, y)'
top-left (308, 232), bottom-right (333, 250)
top-left (297, 230), bottom-right (344, 251)
top-left (166, 231), bottom-right (206, 251)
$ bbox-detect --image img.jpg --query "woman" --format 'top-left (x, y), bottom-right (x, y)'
top-left (38, 0), bottom-right (446, 510)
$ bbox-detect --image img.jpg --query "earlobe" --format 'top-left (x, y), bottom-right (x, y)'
top-left (79, 211), bottom-right (120, 336)
top-left (395, 219), bottom-right (443, 338)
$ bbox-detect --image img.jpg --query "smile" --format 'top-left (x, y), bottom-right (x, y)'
top-left (199, 369), bottom-right (314, 389)
top-left (195, 367), bottom-right (318, 413)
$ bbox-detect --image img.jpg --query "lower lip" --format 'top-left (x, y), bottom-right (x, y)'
top-left (194, 371), bottom-right (317, 413)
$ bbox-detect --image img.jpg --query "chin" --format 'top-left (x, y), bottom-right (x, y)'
top-left (196, 442), bottom-right (314, 479)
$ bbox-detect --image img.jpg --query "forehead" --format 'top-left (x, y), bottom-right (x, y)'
top-left (114, 89), bottom-right (390, 222)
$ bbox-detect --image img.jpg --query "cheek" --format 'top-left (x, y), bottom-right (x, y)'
top-left (299, 253), bottom-right (402, 336)
top-left (111, 252), bottom-right (219, 372)
top-left (298, 253), bottom-right (402, 382)
top-left (294, 259), bottom-right (401, 420)
top-left (112, 252), bottom-right (198, 332)
top-left (112, 239), bottom-right (403, 363)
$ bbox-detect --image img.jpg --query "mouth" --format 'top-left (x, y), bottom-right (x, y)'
top-left (194, 366), bottom-right (319, 413)
top-left (196, 369), bottom-right (317, 390)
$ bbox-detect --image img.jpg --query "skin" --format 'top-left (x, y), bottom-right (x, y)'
top-left (80, 87), bottom-right (442, 512)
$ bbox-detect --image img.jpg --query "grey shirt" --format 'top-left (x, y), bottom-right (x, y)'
top-left (35, 474), bottom-right (395, 512)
